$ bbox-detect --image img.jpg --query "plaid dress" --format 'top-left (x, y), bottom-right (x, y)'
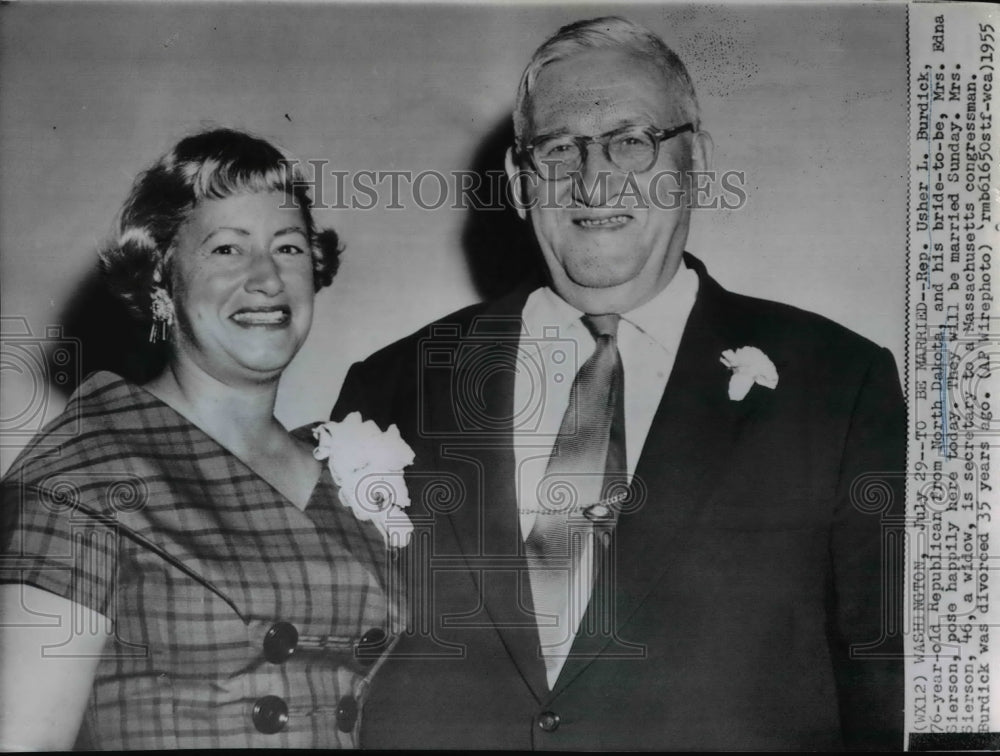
top-left (1, 372), bottom-right (399, 749)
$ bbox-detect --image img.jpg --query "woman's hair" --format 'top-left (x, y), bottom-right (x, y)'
top-left (100, 127), bottom-right (342, 321)
top-left (512, 16), bottom-right (700, 148)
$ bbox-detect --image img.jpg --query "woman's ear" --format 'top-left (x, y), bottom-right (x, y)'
top-left (155, 245), bottom-right (176, 290)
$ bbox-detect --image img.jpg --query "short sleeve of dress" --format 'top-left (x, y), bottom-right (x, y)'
top-left (1, 466), bottom-right (118, 618)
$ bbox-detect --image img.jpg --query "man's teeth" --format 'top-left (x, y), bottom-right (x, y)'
top-left (576, 215), bottom-right (629, 228)
top-left (232, 310), bottom-right (288, 325)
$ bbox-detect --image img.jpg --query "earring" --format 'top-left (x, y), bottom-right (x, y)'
top-left (149, 287), bottom-right (174, 344)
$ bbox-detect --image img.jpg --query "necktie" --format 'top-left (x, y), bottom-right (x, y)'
top-left (526, 313), bottom-right (627, 684)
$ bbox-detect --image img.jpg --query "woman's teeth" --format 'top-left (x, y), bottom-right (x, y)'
top-left (231, 309), bottom-right (288, 325)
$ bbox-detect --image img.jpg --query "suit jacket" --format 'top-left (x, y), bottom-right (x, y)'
top-left (332, 253), bottom-right (904, 750)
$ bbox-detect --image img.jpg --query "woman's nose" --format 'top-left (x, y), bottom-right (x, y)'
top-left (244, 251), bottom-right (284, 295)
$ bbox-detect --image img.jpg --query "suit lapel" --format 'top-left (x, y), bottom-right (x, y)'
top-left (551, 255), bottom-right (765, 696)
top-left (610, 275), bottom-right (745, 614)
top-left (434, 284), bottom-right (551, 703)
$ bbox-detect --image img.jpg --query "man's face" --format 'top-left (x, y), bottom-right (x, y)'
top-left (506, 48), bottom-right (711, 314)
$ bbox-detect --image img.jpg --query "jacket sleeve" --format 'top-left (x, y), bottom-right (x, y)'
top-left (830, 346), bottom-right (906, 750)
top-left (331, 360), bottom-right (372, 422)
top-left (330, 342), bottom-right (416, 432)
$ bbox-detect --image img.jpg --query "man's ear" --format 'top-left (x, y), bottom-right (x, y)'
top-left (691, 129), bottom-right (714, 173)
top-left (504, 147), bottom-right (528, 221)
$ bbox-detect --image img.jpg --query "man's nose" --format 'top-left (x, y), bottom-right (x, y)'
top-left (571, 142), bottom-right (625, 207)
top-left (245, 251), bottom-right (284, 296)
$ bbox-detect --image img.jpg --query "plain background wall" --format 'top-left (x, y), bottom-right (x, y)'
top-left (0, 2), bottom-right (906, 473)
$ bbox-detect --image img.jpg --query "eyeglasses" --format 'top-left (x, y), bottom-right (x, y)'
top-left (519, 123), bottom-right (695, 181)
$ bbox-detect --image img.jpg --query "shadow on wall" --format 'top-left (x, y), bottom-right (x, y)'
top-left (460, 114), bottom-right (545, 301)
top-left (54, 266), bottom-right (167, 400)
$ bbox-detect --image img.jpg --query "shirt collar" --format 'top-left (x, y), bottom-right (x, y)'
top-left (522, 281), bottom-right (582, 339)
top-left (623, 261), bottom-right (699, 354)
top-left (523, 260), bottom-right (700, 354)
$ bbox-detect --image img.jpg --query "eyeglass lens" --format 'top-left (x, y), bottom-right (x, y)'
top-left (533, 129), bottom-right (657, 178)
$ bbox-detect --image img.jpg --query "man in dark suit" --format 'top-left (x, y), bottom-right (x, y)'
top-left (333, 16), bottom-right (903, 750)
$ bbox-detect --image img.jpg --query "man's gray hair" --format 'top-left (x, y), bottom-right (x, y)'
top-left (512, 16), bottom-right (700, 147)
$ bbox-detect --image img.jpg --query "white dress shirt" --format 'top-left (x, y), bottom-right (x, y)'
top-left (513, 262), bottom-right (699, 687)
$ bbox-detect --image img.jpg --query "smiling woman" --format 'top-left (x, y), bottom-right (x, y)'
top-left (160, 192), bottom-right (317, 396)
top-left (142, 187), bottom-right (331, 506)
top-left (0, 129), bottom-right (400, 749)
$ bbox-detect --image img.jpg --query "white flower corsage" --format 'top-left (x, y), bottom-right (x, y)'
top-left (719, 347), bottom-right (779, 401)
top-left (313, 412), bottom-right (416, 548)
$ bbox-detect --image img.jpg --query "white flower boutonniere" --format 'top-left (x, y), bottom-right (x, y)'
top-left (313, 412), bottom-right (416, 548)
top-left (720, 347), bottom-right (779, 401)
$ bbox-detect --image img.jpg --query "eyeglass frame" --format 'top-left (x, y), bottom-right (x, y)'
top-left (516, 122), bottom-right (696, 181)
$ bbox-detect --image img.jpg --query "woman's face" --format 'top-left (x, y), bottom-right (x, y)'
top-left (166, 190), bottom-right (315, 386)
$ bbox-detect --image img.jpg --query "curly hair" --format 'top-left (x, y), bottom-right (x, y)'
top-left (100, 128), bottom-right (342, 321)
